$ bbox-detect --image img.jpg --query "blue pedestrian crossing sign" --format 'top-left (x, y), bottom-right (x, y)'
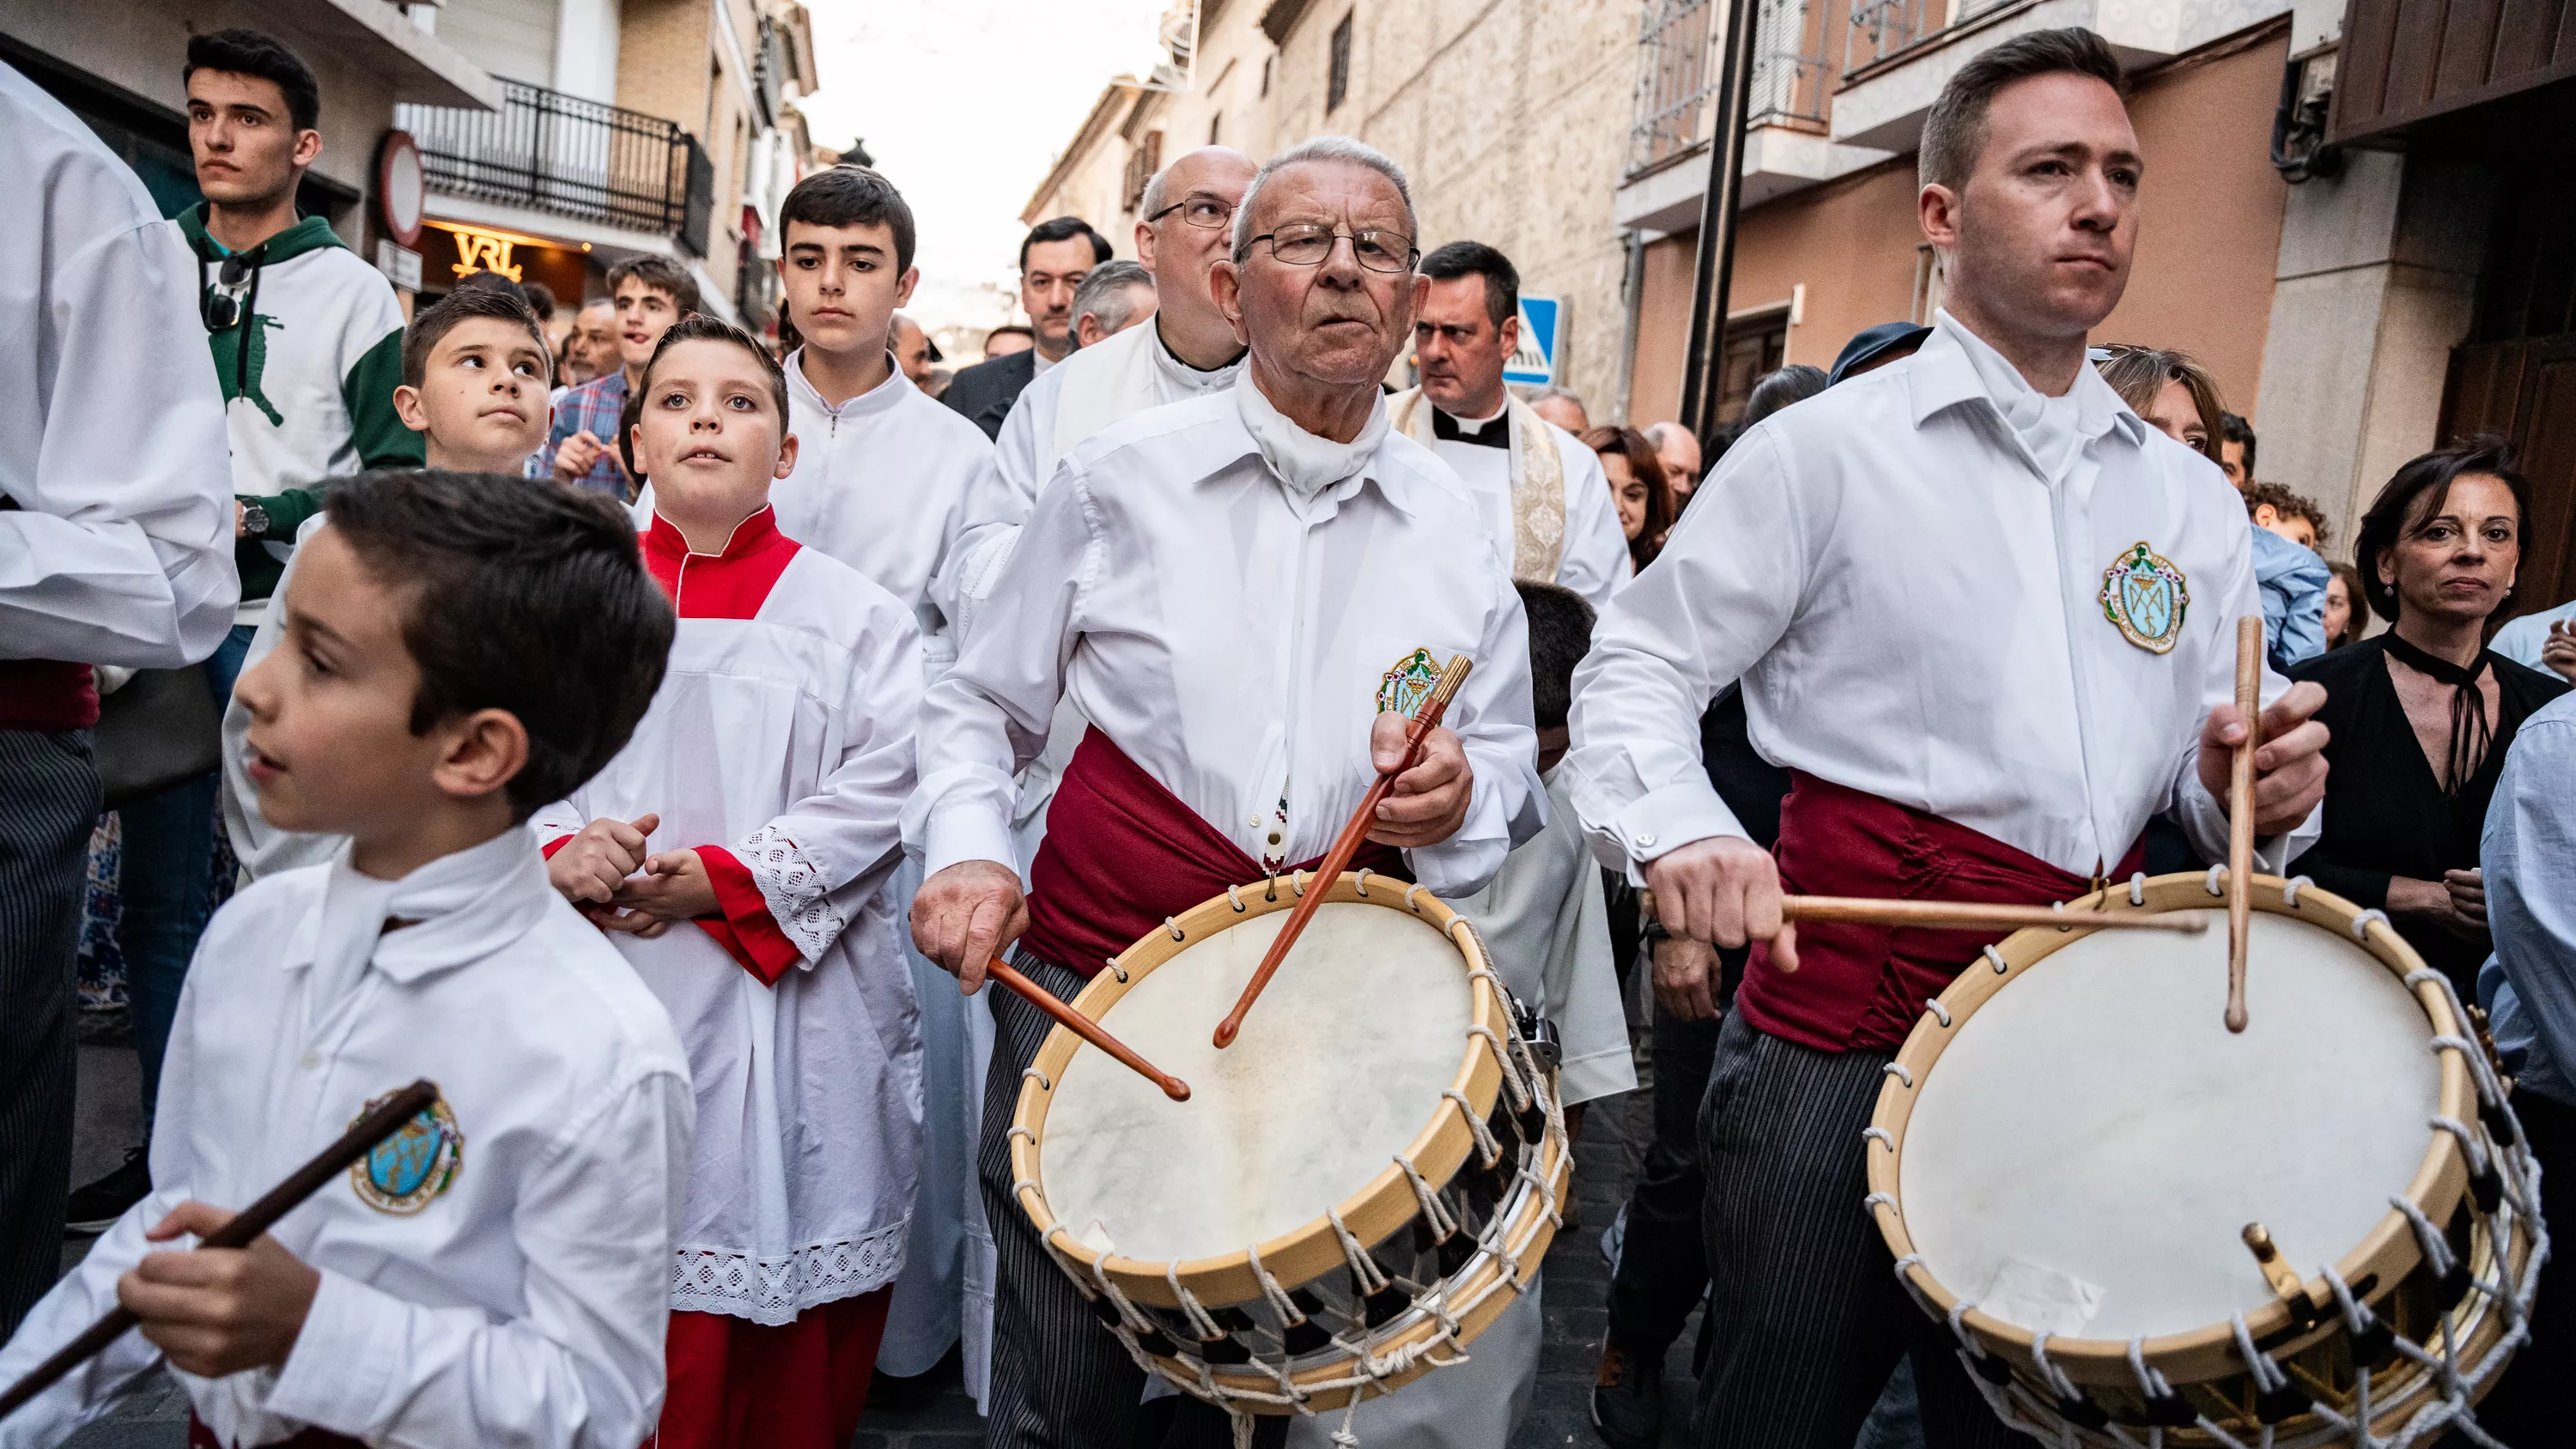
top-left (1504, 296), bottom-right (1559, 387)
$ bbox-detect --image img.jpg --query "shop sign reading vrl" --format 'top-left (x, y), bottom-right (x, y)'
top-left (1504, 296), bottom-right (1560, 387)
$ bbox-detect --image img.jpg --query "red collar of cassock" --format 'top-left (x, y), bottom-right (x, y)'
top-left (641, 505), bottom-right (799, 620)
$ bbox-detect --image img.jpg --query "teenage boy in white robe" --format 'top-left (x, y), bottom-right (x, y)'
top-left (0, 469), bottom-right (692, 1448)
top-left (534, 317), bottom-right (923, 1449)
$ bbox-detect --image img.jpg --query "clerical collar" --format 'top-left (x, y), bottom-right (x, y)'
top-left (1432, 403), bottom-right (1511, 449)
top-left (1153, 318), bottom-right (1246, 378)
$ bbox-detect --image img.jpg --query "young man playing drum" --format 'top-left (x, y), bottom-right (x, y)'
top-left (906, 136), bottom-right (1541, 1449)
top-left (1564, 29), bottom-right (2331, 1449)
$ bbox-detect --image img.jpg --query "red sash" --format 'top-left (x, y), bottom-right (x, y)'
top-left (1019, 728), bottom-right (1408, 977)
top-left (1737, 772), bottom-right (2143, 1053)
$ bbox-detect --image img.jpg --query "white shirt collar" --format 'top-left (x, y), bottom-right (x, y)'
top-left (1233, 373), bottom-right (1395, 509)
top-left (785, 347), bottom-right (914, 421)
top-left (285, 829), bottom-right (553, 997)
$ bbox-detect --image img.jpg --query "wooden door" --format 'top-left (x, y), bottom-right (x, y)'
top-left (2445, 332), bottom-right (2576, 618)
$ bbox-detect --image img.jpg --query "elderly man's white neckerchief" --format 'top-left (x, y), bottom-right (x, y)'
top-left (1235, 370), bottom-right (1391, 507)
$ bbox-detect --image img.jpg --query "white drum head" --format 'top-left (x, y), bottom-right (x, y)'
top-left (1899, 909), bottom-right (2439, 1342)
top-left (1039, 902), bottom-right (1473, 1264)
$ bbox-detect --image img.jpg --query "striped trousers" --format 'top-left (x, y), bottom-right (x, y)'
top-left (1692, 1011), bottom-right (2033, 1449)
top-left (977, 953), bottom-right (1288, 1449)
top-left (0, 731), bottom-right (100, 1337)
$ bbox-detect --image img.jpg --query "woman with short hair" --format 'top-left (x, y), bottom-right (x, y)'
top-left (2287, 439), bottom-right (2569, 995)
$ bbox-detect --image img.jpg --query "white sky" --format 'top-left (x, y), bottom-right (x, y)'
top-left (794, 0), bottom-right (1173, 341)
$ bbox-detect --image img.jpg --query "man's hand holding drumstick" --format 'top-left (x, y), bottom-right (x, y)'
top-left (1643, 687), bottom-right (2332, 966)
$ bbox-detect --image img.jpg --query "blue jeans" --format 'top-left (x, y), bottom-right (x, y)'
top-left (118, 623), bottom-right (253, 1123)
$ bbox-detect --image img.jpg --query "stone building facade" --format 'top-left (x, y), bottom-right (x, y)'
top-left (1021, 0), bottom-right (1646, 417)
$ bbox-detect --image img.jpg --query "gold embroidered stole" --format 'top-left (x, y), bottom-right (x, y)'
top-left (1388, 387), bottom-right (1565, 584)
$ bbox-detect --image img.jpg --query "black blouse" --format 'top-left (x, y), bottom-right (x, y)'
top-left (2287, 636), bottom-right (2571, 991)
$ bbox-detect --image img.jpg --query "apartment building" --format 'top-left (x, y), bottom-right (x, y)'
top-left (1613, 0), bottom-right (2574, 616)
top-left (1019, 0), bottom-right (1645, 415)
top-left (398, 0), bottom-right (827, 331)
top-left (0, 0), bottom-right (498, 256)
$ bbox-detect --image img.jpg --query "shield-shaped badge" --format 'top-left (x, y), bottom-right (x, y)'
top-left (348, 1088), bottom-right (464, 1215)
top-left (2098, 542), bottom-right (2190, 654)
top-left (1377, 647), bottom-right (1440, 718)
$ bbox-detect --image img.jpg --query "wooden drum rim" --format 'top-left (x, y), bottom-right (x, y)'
top-left (1862, 871), bottom-right (2476, 1388)
top-left (1010, 871), bottom-right (1521, 1312)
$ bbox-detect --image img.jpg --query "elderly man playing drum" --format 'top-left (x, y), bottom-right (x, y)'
top-left (906, 135), bottom-right (1540, 1449)
top-left (1565, 29), bottom-right (2330, 1449)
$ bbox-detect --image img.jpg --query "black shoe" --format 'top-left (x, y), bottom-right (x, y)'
top-left (65, 1146), bottom-right (150, 1235)
top-left (1592, 1335), bottom-right (1664, 1449)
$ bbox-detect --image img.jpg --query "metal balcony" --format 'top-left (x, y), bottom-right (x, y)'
top-left (1845, 0), bottom-right (2019, 75)
top-left (397, 79), bottom-right (714, 257)
top-left (1625, 0), bottom-right (1833, 180)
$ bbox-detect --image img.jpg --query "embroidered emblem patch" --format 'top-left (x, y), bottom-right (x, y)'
top-left (2099, 542), bottom-right (2190, 654)
top-left (1376, 647), bottom-right (1441, 718)
top-left (348, 1089), bottom-right (463, 1215)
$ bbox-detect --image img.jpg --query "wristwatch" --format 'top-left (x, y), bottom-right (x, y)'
top-left (239, 500), bottom-right (270, 537)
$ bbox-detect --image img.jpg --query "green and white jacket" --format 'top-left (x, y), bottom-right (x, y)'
top-left (176, 206), bottom-right (422, 620)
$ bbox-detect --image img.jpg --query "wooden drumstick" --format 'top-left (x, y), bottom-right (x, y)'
top-left (987, 956), bottom-right (1190, 1102)
top-left (0, 1080), bottom-right (440, 1424)
top-left (2227, 615), bottom-right (2262, 1034)
top-left (1214, 654), bottom-right (1475, 1049)
top-left (1781, 897), bottom-right (2207, 934)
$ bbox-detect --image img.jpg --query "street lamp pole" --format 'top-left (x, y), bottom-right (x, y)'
top-left (1676, 0), bottom-right (1763, 439)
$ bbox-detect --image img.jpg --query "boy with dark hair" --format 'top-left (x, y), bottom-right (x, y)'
top-left (0, 470), bottom-right (692, 1449)
top-left (71, 22), bottom-right (422, 1234)
top-left (533, 316), bottom-right (924, 1449)
top-left (393, 286), bottom-right (556, 474)
top-left (544, 254), bottom-right (701, 497)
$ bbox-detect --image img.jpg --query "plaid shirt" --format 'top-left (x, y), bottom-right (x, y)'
top-left (540, 371), bottom-right (631, 497)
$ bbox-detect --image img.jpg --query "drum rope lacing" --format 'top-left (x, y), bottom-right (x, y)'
top-left (1030, 904), bottom-right (1570, 1448)
top-left (1881, 941), bottom-right (2546, 1449)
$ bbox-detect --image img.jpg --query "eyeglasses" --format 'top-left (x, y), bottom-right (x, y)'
top-left (1145, 194), bottom-right (1235, 230)
top-left (1241, 222), bottom-right (1419, 275)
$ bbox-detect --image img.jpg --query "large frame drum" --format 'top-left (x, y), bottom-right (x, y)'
top-left (1009, 870), bottom-right (1571, 1434)
top-left (1866, 871), bottom-right (2545, 1447)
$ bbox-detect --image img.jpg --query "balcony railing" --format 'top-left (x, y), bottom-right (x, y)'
top-left (396, 80), bottom-right (714, 256)
top-left (1845, 0), bottom-right (2017, 75)
top-left (1625, 0), bottom-right (1832, 179)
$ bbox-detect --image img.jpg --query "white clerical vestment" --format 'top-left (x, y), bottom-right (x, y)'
top-left (1390, 391), bottom-right (1631, 613)
top-left (529, 507), bottom-right (922, 1329)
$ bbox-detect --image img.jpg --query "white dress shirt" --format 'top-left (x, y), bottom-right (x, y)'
top-left (637, 352), bottom-right (1014, 672)
top-left (529, 518), bottom-right (924, 1325)
top-left (0, 60), bottom-right (234, 669)
top-left (1424, 405), bottom-right (1632, 611)
top-left (0, 830), bottom-right (693, 1449)
top-left (1567, 312), bottom-right (2318, 879)
top-left (905, 379), bottom-right (1544, 899)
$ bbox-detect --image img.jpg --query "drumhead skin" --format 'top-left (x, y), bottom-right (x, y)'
top-left (1041, 901), bottom-right (1474, 1264)
top-left (1898, 907), bottom-right (2439, 1341)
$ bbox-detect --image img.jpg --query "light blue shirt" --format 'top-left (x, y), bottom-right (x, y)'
top-left (2489, 598), bottom-right (2576, 674)
top-left (2479, 691), bottom-right (2576, 1107)
top-left (2251, 524), bottom-right (2329, 670)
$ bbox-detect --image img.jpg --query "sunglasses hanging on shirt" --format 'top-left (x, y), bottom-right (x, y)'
top-left (202, 254), bottom-right (252, 332)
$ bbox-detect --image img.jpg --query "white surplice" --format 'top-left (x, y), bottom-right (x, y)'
top-left (1412, 403), bottom-right (1631, 613)
top-left (529, 508), bottom-right (922, 1327)
top-left (0, 830), bottom-right (694, 1449)
top-left (907, 376), bottom-right (1545, 896)
top-left (1566, 311), bottom-right (2321, 880)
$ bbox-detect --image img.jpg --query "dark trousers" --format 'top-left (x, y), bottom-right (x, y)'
top-left (1692, 1013), bottom-right (2031, 1449)
top-left (979, 954), bottom-right (1289, 1449)
top-left (1, 730), bottom-right (101, 1336)
top-left (1605, 997), bottom-right (1723, 1355)
top-left (2470, 1088), bottom-right (2573, 1444)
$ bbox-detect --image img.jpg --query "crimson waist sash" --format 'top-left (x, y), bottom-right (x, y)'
top-left (1019, 728), bottom-right (1407, 978)
top-left (1736, 771), bottom-right (2144, 1054)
